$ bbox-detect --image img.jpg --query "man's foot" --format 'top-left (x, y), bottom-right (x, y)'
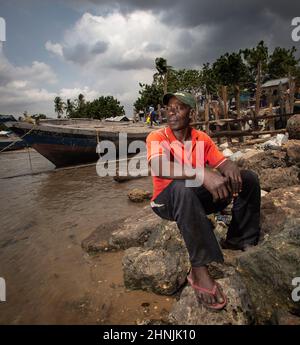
top-left (187, 266), bottom-right (227, 310)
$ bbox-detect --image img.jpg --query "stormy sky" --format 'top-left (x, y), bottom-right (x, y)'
top-left (0, 0), bottom-right (299, 116)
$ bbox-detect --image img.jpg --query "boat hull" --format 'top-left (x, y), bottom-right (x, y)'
top-left (0, 138), bottom-right (26, 151)
top-left (10, 123), bottom-right (148, 167)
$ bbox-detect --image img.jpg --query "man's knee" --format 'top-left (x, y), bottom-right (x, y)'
top-left (241, 170), bottom-right (260, 190)
top-left (240, 169), bottom-right (260, 188)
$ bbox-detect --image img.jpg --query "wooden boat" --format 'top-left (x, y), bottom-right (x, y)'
top-left (8, 118), bottom-right (156, 167)
top-left (0, 136), bottom-right (27, 151)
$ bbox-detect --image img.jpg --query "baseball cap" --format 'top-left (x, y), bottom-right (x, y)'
top-left (162, 91), bottom-right (196, 109)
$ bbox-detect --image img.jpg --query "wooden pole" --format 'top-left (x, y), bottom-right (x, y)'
top-left (221, 85), bottom-right (231, 143)
top-left (253, 61), bottom-right (262, 136)
top-left (204, 98), bottom-right (210, 136)
top-left (255, 61), bottom-right (261, 118)
top-left (267, 102), bottom-right (275, 130)
top-left (158, 103), bottom-right (162, 124)
top-left (289, 71), bottom-right (295, 114)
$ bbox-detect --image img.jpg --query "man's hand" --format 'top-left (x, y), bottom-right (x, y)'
top-left (203, 169), bottom-right (231, 202)
top-left (217, 160), bottom-right (242, 197)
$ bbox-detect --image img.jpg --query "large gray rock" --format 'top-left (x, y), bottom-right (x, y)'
top-left (81, 219), bottom-right (125, 253)
top-left (122, 246), bottom-right (190, 295)
top-left (82, 206), bottom-right (160, 252)
top-left (122, 222), bottom-right (190, 295)
top-left (287, 114), bottom-right (300, 140)
top-left (236, 217), bottom-right (300, 324)
top-left (261, 185), bottom-right (300, 236)
top-left (168, 276), bottom-right (254, 325)
top-left (259, 166), bottom-right (299, 192)
top-left (110, 208), bottom-right (161, 249)
top-left (284, 139), bottom-right (300, 166)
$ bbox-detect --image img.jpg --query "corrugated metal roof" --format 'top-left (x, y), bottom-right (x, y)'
top-left (262, 78), bottom-right (289, 88)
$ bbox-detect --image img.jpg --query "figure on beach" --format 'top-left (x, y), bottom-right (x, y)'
top-left (146, 91), bottom-right (261, 311)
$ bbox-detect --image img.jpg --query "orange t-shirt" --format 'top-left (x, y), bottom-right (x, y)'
top-left (146, 126), bottom-right (226, 201)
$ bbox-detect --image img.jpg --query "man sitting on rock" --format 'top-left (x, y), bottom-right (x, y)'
top-left (146, 91), bottom-right (261, 311)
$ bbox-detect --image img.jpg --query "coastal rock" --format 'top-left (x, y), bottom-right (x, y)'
top-left (168, 276), bottom-right (254, 325)
top-left (110, 208), bottom-right (161, 249)
top-left (81, 206), bottom-right (160, 253)
top-left (122, 246), bottom-right (190, 295)
top-left (284, 139), bottom-right (300, 166)
top-left (238, 150), bottom-right (287, 175)
top-left (260, 185), bottom-right (300, 236)
top-left (239, 149), bottom-right (262, 161)
top-left (122, 221), bottom-right (190, 295)
top-left (286, 114), bottom-right (300, 139)
top-left (236, 217), bottom-right (300, 324)
top-left (144, 221), bottom-right (188, 253)
top-left (259, 166), bottom-right (299, 192)
top-left (81, 219), bottom-right (125, 253)
top-left (127, 188), bottom-right (152, 202)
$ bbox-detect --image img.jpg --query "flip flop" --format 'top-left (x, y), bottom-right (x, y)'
top-left (187, 274), bottom-right (227, 311)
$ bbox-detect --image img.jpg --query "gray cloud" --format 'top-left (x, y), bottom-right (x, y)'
top-left (77, 0), bottom-right (300, 65)
top-left (110, 56), bottom-right (153, 71)
top-left (144, 42), bottom-right (164, 52)
top-left (63, 40), bottom-right (108, 64)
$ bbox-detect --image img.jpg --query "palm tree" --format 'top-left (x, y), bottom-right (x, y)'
top-left (54, 96), bottom-right (64, 119)
top-left (154, 57), bottom-right (173, 94)
top-left (77, 93), bottom-right (85, 109)
top-left (65, 99), bottom-right (74, 118)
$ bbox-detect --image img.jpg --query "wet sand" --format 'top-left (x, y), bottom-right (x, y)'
top-left (0, 150), bottom-right (174, 324)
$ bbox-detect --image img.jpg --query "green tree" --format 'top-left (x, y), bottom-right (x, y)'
top-left (71, 95), bottom-right (125, 119)
top-left (65, 99), bottom-right (75, 118)
top-left (243, 41), bottom-right (269, 117)
top-left (168, 69), bottom-right (202, 94)
top-left (268, 46), bottom-right (299, 79)
top-left (134, 82), bottom-right (163, 112)
top-left (54, 96), bottom-right (64, 118)
top-left (213, 52), bottom-right (250, 116)
top-left (154, 57), bottom-right (173, 94)
top-left (76, 94), bottom-right (85, 113)
top-left (200, 63), bottom-right (218, 97)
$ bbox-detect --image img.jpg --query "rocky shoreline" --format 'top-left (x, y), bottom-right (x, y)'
top-left (82, 117), bottom-right (300, 325)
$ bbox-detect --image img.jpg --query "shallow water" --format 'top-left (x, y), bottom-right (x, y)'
top-left (0, 150), bottom-right (174, 324)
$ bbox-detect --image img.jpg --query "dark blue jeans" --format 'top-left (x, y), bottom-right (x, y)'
top-left (151, 170), bottom-right (261, 267)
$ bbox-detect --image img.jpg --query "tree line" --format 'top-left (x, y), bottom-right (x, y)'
top-left (134, 41), bottom-right (300, 119)
top-left (54, 93), bottom-right (125, 119)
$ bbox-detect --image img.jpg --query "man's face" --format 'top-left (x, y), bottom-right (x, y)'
top-left (166, 96), bottom-right (191, 131)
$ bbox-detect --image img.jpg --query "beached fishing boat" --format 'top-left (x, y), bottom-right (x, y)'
top-left (8, 118), bottom-right (155, 167)
top-left (0, 135), bottom-right (27, 151)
